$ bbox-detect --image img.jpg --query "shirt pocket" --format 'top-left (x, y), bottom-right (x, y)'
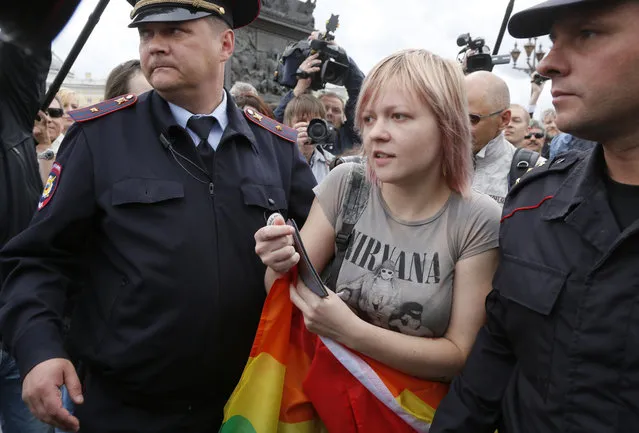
top-left (495, 253), bottom-right (568, 400)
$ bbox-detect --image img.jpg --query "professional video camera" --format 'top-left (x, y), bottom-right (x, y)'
top-left (275, 14), bottom-right (350, 91)
top-left (307, 118), bottom-right (337, 152)
top-left (456, 33), bottom-right (511, 74)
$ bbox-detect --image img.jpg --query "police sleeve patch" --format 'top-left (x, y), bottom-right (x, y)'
top-left (38, 162), bottom-right (62, 210)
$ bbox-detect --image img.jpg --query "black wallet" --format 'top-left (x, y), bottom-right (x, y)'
top-left (287, 219), bottom-right (329, 298)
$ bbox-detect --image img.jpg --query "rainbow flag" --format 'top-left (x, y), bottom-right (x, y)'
top-left (220, 271), bottom-right (449, 433)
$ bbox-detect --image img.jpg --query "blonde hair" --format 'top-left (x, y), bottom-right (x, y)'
top-left (56, 88), bottom-right (79, 111)
top-left (283, 94), bottom-right (327, 127)
top-left (356, 49), bottom-right (473, 195)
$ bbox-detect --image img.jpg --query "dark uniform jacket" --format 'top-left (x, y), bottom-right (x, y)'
top-left (0, 90), bottom-right (316, 408)
top-left (432, 145), bottom-right (639, 432)
top-left (0, 43), bottom-right (49, 251)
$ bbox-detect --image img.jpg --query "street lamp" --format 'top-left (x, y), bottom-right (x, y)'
top-left (510, 37), bottom-right (547, 75)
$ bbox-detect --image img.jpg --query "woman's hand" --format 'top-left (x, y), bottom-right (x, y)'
top-left (254, 214), bottom-right (300, 274)
top-left (289, 279), bottom-right (361, 346)
top-left (33, 110), bottom-right (51, 147)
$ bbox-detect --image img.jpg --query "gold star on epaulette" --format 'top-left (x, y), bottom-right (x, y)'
top-left (115, 97), bottom-right (127, 105)
top-left (246, 108), bottom-right (263, 121)
top-left (276, 125), bottom-right (283, 131)
top-left (90, 107), bottom-right (99, 113)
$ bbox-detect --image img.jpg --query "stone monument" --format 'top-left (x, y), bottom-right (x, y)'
top-left (225, 0), bottom-right (317, 103)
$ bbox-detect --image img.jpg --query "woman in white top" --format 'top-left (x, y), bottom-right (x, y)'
top-left (254, 49), bottom-right (501, 381)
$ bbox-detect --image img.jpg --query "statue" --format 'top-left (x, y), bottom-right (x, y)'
top-left (229, 0), bottom-right (318, 103)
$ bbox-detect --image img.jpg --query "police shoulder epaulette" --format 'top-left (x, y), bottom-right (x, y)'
top-left (243, 106), bottom-right (296, 143)
top-left (510, 152), bottom-right (581, 195)
top-left (69, 93), bottom-right (138, 123)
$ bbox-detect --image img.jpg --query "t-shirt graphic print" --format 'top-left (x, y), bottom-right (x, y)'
top-left (315, 163), bottom-right (500, 338)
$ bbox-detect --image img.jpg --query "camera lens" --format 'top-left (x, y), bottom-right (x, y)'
top-left (308, 120), bottom-right (328, 142)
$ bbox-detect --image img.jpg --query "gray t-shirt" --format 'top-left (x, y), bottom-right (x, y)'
top-left (314, 163), bottom-right (501, 338)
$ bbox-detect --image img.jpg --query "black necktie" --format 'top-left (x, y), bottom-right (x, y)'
top-left (187, 116), bottom-right (217, 163)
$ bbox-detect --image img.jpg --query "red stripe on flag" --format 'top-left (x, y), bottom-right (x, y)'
top-left (304, 340), bottom-right (427, 433)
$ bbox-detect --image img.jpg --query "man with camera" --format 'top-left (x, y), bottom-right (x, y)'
top-left (274, 32), bottom-right (365, 156)
top-left (284, 94), bottom-right (335, 184)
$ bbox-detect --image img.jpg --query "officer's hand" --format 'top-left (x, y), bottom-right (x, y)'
top-left (22, 358), bottom-right (84, 432)
top-left (255, 214), bottom-right (299, 274)
top-left (293, 53), bottom-right (321, 96)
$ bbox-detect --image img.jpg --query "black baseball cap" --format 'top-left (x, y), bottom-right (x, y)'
top-left (508, 0), bottom-right (600, 38)
top-left (127, 0), bottom-right (261, 29)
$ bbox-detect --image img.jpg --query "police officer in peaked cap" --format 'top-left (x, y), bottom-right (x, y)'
top-left (432, 1), bottom-right (639, 432)
top-left (0, 0), bottom-right (316, 431)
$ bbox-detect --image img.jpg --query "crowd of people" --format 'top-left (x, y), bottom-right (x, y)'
top-left (0, 0), bottom-right (638, 432)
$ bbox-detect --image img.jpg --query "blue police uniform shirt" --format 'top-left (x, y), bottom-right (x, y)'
top-left (168, 90), bottom-right (229, 150)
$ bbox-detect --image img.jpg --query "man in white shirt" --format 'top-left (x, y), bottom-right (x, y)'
top-left (466, 71), bottom-right (544, 206)
top-left (466, 71), bottom-right (517, 205)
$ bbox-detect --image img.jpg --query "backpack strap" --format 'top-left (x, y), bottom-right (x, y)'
top-left (323, 164), bottom-right (370, 291)
top-left (508, 148), bottom-right (540, 189)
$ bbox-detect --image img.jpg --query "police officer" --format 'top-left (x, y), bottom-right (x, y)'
top-left (431, 0), bottom-right (639, 432)
top-left (0, 1), bottom-right (316, 432)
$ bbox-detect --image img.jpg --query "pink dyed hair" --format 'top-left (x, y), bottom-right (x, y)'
top-left (355, 49), bottom-right (473, 195)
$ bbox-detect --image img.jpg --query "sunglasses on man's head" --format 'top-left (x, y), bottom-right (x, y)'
top-left (47, 108), bottom-right (64, 118)
top-left (525, 132), bottom-right (545, 139)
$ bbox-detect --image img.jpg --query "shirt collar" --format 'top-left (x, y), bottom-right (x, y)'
top-left (476, 132), bottom-right (510, 159)
top-left (151, 90), bottom-right (259, 154)
top-left (167, 90), bottom-right (229, 132)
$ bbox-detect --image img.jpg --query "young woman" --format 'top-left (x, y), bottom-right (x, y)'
top-left (104, 59), bottom-right (152, 100)
top-left (254, 49), bottom-right (500, 381)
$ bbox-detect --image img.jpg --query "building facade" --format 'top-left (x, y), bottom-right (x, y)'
top-left (47, 52), bottom-right (106, 107)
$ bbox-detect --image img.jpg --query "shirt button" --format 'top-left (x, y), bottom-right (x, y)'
top-left (268, 198), bottom-right (275, 206)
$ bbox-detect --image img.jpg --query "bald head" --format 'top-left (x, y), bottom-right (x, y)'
top-left (465, 71), bottom-right (510, 112)
top-left (465, 71), bottom-right (512, 153)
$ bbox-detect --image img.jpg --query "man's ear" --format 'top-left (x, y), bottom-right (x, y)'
top-left (499, 109), bottom-right (512, 129)
top-left (219, 29), bottom-right (235, 62)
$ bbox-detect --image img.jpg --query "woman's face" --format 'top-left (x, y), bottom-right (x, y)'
top-left (360, 84), bottom-right (443, 186)
top-left (47, 98), bottom-right (64, 141)
top-left (61, 96), bottom-right (79, 133)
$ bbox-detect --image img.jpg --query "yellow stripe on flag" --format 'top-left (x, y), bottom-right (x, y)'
top-left (396, 389), bottom-right (437, 424)
top-left (277, 420), bottom-right (326, 433)
top-left (223, 352), bottom-right (286, 433)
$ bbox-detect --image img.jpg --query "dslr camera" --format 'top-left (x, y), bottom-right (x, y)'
top-left (275, 14), bottom-right (350, 91)
top-left (456, 33), bottom-right (511, 74)
top-left (307, 118), bottom-right (337, 153)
